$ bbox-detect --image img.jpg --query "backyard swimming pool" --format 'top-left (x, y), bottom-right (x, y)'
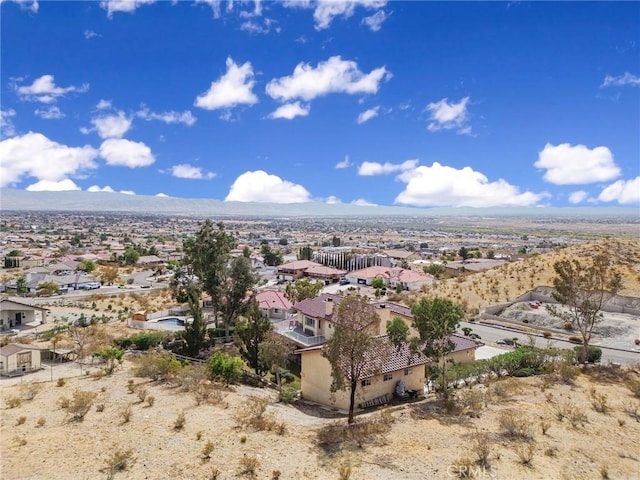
top-left (156, 317), bottom-right (186, 326)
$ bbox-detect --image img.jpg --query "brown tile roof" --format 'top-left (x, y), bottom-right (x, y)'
top-left (277, 260), bottom-right (322, 272)
top-left (372, 301), bottom-right (412, 318)
top-left (304, 265), bottom-right (347, 276)
top-left (255, 290), bottom-right (292, 311)
top-left (292, 293), bottom-right (343, 320)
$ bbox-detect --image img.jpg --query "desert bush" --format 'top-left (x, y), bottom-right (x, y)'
top-left (173, 411), bottom-right (186, 430)
top-left (589, 388), bottom-right (609, 414)
top-left (5, 395), bottom-right (22, 409)
top-left (103, 448), bottom-right (136, 477)
top-left (114, 332), bottom-right (166, 350)
top-left (146, 395), bottom-right (155, 407)
top-left (120, 403), bottom-right (133, 423)
top-left (136, 387), bottom-right (148, 403)
top-left (36, 416), bottom-right (46, 427)
top-left (317, 410), bottom-right (394, 446)
top-left (449, 456), bottom-right (476, 478)
top-left (555, 403), bottom-right (588, 427)
top-left (20, 382), bottom-right (42, 401)
top-left (471, 433), bottom-right (492, 467)
top-left (622, 401), bottom-right (639, 422)
top-left (626, 379), bottom-right (640, 398)
top-left (278, 384), bottom-right (298, 403)
top-left (573, 346), bottom-right (602, 364)
top-left (193, 382), bottom-right (227, 407)
top-left (133, 351), bottom-right (183, 381)
top-left (456, 389), bottom-right (485, 417)
top-left (239, 455), bottom-right (259, 476)
top-left (96, 402), bottom-right (105, 412)
top-left (272, 470), bottom-right (281, 480)
top-left (209, 466), bottom-right (221, 480)
top-left (498, 410), bottom-right (532, 440)
top-left (235, 396), bottom-right (273, 431)
top-left (201, 440), bottom-right (215, 460)
top-left (13, 436), bottom-right (27, 447)
top-left (57, 378), bottom-right (66, 387)
top-left (127, 380), bottom-right (136, 394)
top-left (514, 443), bottom-right (535, 466)
top-left (337, 463), bottom-right (352, 480)
top-left (207, 350), bottom-right (244, 385)
top-left (61, 389), bottom-right (98, 421)
top-left (16, 415), bottom-right (26, 425)
top-left (540, 420), bottom-right (551, 435)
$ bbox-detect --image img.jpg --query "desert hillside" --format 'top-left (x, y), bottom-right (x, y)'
top-left (420, 238), bottom-right (640, 313)
top-left (1, 359), bottom-right (639, 480)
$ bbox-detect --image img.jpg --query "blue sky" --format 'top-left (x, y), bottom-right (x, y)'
top-left (1, 0), bottom-right (639, 207)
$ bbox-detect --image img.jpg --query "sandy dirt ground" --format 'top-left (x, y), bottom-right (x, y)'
top-left (1, 359), bottom-right (640, 480)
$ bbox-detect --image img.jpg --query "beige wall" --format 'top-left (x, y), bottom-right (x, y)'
top-left (300, 348), bottom-right (426, 411)
top-left (0, 348), bottom-right (41, 373)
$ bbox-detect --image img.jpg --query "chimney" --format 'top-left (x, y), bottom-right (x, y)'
top-left (325, 297), bottom-right (334, 316)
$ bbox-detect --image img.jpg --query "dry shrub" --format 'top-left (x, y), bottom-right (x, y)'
top-left (136, 387), bottom-right (148, 403)
top-left (103, 448), bottom-right (136, 476)
top-left (56, 378), bottom-right (66, 387)
top-left (201, 440), bottom-right (215, 461)
top-left (337, 463), bottom-right (352, 480)
top-left (498, 410), bottom-right (532, 440)
top-left (626, 379), bottom-right (640, 398)
top-left (589, 387), bottom-right (609, 414)
top-left (59, 390), bottom-right (97, 421)
top-left (457, 389), bottom-right (486, 418)
top-left (120, 403), bottom-right (133, 424)
top-left (5, 395), bottom-right (22, 409)
top-left (449, 456), bottom-right (476, 478)
top-left (145, 395), bottom-right (155, 407)
top-left (20, 383), bottom-right (42, 400)
top-left (36, 417), bottom-right (46, 427)
top-left (239, 455), bottom-right (259, 476)
top-left (235, 396), bottom-right (274, 431)
top-left (193, 382), bottom-right (228, 407)
top-left (471, 432), bottom-right (492, 467)
top-left (317, 410), bottom-right (395, 447)
top-left (514, 443), bottom-right (535, 466)
top-left (540, 419), bottom-right (551, 435)
top-left (555, 403), bottom-right (588, 428)
top-left (15, 415), bottom-right (26, 425)
top-left (621, 401), bottom-right (639, 422)
top-left (173, 410), bottom-right (186, 430)
top-left (133, 351), bottom-right (183, 382)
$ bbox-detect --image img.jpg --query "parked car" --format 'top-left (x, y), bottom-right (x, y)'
top-left (339, 277), bottom-right (349, 285)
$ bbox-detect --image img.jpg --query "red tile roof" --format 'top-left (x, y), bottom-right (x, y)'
top-left (255, 290), bottom-right (292, 311)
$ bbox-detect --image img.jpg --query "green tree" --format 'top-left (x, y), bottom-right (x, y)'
top-left (207, 350), bottom-right (244, 385)
top-left (546, 253), bottom-right (622, 364)
top-left (123, 246), bottom-right (140, 265)
top-left (423, 263), bottom-right (446, 278)
top-left (386, 316), bottom-right (409, 351)
top-left (261, 244), bottom-right (283, 266)
top-left (486, 250), bottom-right (495, 259)
top-left (171, 272), bottom-right (207, 357)
top-left (298, 245), bottom-right (313, 261)
top-left (458, 247), bottom-right (471, 261)
top-left (183, 220), bottom-right (234, 327)
top-left (371, 277), bottom-right (385, 289)
top-left (7, 249), bottom-right (22, 257)
top-left (331, 235), bottom-right (341, 247)
top-left (37, 281), bottom-right (60, 296)
top-left (77, 260), bottom-right (96, 273)
top-left (16, 276), bottom-right (27, 295)
top-left (397, 297), bottom-right (464, 400)
top-left (94, 346), bottom-right (124, 375)
top-left (278, 238), bottom-right (288, 246)
top-left (284, 278), bottom-right (322, 304)
top-left (234, 299), bottom-right (272, 375)
top-left (242, 246), bottom-right (251, 258)
top-left (259, 331), bottom-right (292, 387)
top-left (322, 295), bottom-right (387, 424)
top-left (220, 256), bottom-right (256, 341)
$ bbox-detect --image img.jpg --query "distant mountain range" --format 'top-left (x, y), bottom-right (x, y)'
top-left (1, 188), bottom-right (637, 218)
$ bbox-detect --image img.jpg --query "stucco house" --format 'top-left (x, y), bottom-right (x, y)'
top-left (0, 343), bottom-right (42, 376)
top-left (255, 290), bottom-right (293, 321)
top-left (0, 298), bottom-right (49, 331)
top-left (276, 260), bottom-right (323, 281)
top-left (297, 332), bottom-right (479, 411)
top-left (345, 266), bottom-right (434, 291)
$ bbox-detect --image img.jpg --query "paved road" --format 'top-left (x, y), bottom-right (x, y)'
top-left (461, 321), bottom-right (640, 366)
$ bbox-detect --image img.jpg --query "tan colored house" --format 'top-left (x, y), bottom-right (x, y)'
top-left (345, 266), bottom-right (434, 291)
top-left (255, 290), bottom-right (293, 321)
top-left (297, 334), bottom-right (478, 411)
top-left (0, 343), bottom-right (42, 376)
top-left (0, 298), bottom-right (49, 331)
top-left (276, 260), bottom-right (322, 281)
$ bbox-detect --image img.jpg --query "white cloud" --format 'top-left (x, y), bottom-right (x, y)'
top-left (335, 155), bottom-right (352, 169)
top-left (568, 190), bottom-right (588, 204)
top-left (265, 56), bottom-right (390, 102)
top-left (240, 17), bottom-right (279, 34)
top-left (84, 29), bottom-right (99, 39)
top-left (195, 57), bottom-right (258, 111)
top-left (34, 106), bottom-right (65, 120)
top-left (352, 198), bottom-right (377, 206)
top-left (267, 102), bottom-right (310, 120)
top-left (426, 96), bottom-right (471, 134)
top-left (0, 109), bottom-right (17, 137)
top-left (85, 111), bottom-right (132, 139)
top-left (358, 159), bottom-right (417, 176)
top-left (170, 163), bottom-right (216, 180)
top-left (0, 132), bottom-right (98, 187)
top-left (534, 143), bottom-right (621, 185)
top-left (195, 0), bottom-right (222, 18)
top-left (88, 185), bottom-right (116, 192)
top-left (325, 195), bottom-right (342, 204)
top-left (99, 138), bottom-right (155, 167)
top-left (100, 0), bottom-right (155, 17)
top-left (361, 9), bottom-right (387, 31)
top-left (598, 177), bottom-right (640, 205)
top-left (15, 74), bottom-right (89, 103)
top-left (26, 179), bottom-right (81, 191)
top-left (136, 107), bottom-right (197, 126)
top-left (225, 170), bottom-right (311, 203)
top-left (156, 192), bottom-right (169, 197)
top-left (120, 190), bottom-right (136, 195)
top-left (394, 162), bottom-right (547, 207)
top-left (601, 72), bottom-right (640, 88)
top-left (96, 99), bottom-right (112, 110)
top-left (6, 0), bottom-right (38, 13)
top-left (313, 0), bottom-right (386, 30)
top-left (357, 106), bottom-right (379, 124)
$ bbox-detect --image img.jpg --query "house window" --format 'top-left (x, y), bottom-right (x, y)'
top-left (383, 373), bottom-right (393, 382)
top-left (361, 379), bottom-right (371, 387)
top-left (273, 308), bottom-right (279, 313)
top-left (404, 368), bottom-right (413, 376)
top-left (17, 352), bottom-right (31, 367)
top-left (304, 317), bottom-right (315, 328)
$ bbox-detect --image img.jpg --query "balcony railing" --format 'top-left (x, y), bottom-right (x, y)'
top-left (275, 319), bottom-right (326, 347)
